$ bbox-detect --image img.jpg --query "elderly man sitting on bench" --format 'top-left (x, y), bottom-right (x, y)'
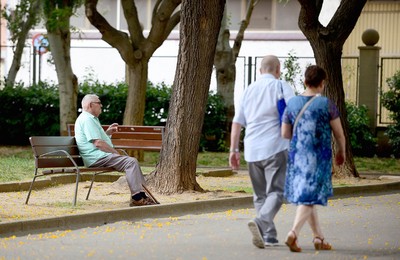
top-left (74, 94), bottom-right (156, 207)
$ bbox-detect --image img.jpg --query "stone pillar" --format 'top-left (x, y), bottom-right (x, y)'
top-left (358, 29), bottom-right (381, 134)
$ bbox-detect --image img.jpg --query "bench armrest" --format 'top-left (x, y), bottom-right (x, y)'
top-left (38, 149), bottom-right (80, 169)
top-left (116, 149), bottom-right (129, 156)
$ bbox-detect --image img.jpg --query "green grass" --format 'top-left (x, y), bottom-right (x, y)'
top-left (219, 186), bottom-right (253, 193)
top-left (0, 146), bottom-right (399, 183)
top-left (354, 157), bottom-right (400, 173)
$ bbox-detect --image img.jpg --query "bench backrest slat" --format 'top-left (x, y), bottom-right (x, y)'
top-left (30, 136), bottom-right (85, 168)
top-left (36, 157), bottom-right (84, 168)
top-left (66, 124), bottom-right (164, 151)
top-left (67, 124), bottom-right (164, 136)
top-left (110, 132), bottom-right (162, 140)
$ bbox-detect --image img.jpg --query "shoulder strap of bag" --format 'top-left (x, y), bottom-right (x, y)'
top-left (293, 95), bottom-right (319, 132)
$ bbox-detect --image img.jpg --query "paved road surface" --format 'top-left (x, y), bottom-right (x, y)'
top-left (1, 192), bottom-right (399, 260)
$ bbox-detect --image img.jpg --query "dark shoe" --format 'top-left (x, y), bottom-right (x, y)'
top-left (129, 197), bottom-right (157, 207)
top-left (248, 220), bottom-right (265, 249)
top-left (265, 237), bottom-right (279, 247)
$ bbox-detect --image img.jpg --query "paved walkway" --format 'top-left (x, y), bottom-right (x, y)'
top-left (1, 192), bottom-right (399, 259)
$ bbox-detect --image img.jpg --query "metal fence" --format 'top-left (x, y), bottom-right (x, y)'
top-left (380, 57), bottom-right (400, 125)
top-left (1, 45), bottom-right (399, 125)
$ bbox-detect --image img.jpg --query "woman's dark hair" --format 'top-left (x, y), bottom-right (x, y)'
top-left (304, 65), bottom-right (327, 88)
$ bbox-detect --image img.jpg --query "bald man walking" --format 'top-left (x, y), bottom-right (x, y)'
top-left (229, 55), bottom-right (295, 248)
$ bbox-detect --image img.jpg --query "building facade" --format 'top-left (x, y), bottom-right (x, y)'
top-left (0, 0), bottom-right (399, 118)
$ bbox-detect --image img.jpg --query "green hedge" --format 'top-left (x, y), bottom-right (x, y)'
top-left (346, 102), bottom-right (377, 157)
top-left (0, 80), bottom-right (227, 151)
top-left (381, 70), bottom-right (400, 157)
top-left (0, 82), bottom-right (59, 145)
top-left (0, 80), bottom-right (379, 155)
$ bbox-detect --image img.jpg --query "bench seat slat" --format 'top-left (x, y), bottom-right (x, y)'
top-left (36, 157), bottom-right (84, 168)
top-left (42, 167), bottom-right (115, 175)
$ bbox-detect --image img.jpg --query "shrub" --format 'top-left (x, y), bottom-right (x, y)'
top-left (381, 71), bottom-right (400, 157)
top-left (144, 82), bottom-right (171, 126)
top-left (0, 80), bottom-right (227, 151)
top-left (79, 79), bottom-right (128, 124)
top-left (201, 91), bottom-right (227, 152)
top-left (345, 102), bottom-right (377, 157)
top-left (0, 82), bottom-right (59, 145)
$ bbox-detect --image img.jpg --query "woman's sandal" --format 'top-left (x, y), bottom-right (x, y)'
top-left (285, 230), bottom-right (302, 252)
top-left (313, 236), bottom-right (332, 250)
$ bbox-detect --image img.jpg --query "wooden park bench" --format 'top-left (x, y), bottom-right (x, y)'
top-left (67, 124), bottom-right (165, 152)
top-left (26, 135), bottom-right (161, 206)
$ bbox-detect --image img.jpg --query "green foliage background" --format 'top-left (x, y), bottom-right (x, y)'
top-left (381, 70), bottom-right (400, 157)
top-left (0, 80), bottom-right (226, 151)
top-left (345, 102), bottom-right (377, 157)
top-left (0, 78), bottom-right (388, 155)
top-left (0, 82), bottom-right (60, 145)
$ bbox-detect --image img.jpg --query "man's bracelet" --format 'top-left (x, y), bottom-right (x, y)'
top-left (230, 148), bottom-right (239, 153)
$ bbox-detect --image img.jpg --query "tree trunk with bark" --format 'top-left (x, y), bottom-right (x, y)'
top-left (214, 0), bottom-right (258, 146)
top-left (44, 2), bottom-right (78, 136)
top-left (298, 0), bottom-right (367, 178)
top-left (124, 63), bottom-right (148, 161)
top-left (3, 0), bottom-right (41, 87)
top-left (124, 63), bottom-right (148, 125)
top-left (85, 0), bottom-right (181, 126)
top-left (147, 0), bottom-right (226, 194)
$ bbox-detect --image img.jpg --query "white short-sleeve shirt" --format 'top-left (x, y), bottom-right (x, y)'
top-left (233, 74), bottom-right (295, 162)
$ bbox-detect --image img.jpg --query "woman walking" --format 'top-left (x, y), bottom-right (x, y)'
top-left (281, 65), bottom-right (346, 252)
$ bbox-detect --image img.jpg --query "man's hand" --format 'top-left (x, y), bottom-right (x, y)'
top-left (106, 123), bottom-right (119, 135)
top-left (229, 152), bottom-right (241, 170)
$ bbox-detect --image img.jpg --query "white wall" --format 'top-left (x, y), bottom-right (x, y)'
top-left (3, 34), bottom-right (314, 109)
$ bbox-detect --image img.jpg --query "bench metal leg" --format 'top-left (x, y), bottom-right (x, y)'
top-left (73, 173), bottom-right (80, 206)
top-left (25, 169), bottom-right (38, 204)
top-left (85, 173), bottom-right (97, 200)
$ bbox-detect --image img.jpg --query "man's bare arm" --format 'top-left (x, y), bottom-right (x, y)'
top-left (92, 139), bottom-right (119, 154)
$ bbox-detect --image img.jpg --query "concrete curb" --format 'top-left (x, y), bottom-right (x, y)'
top-left (1, 176), bottom-right (399, 237)
top-left (0, 196), bottom-right (253, 237)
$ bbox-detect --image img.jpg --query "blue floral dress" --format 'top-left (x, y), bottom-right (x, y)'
top-left (282, 95), bottom-right (340, 206)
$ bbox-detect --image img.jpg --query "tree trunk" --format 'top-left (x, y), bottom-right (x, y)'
top-left (46, 30), bottom-right (78, 136)
top-left (124, 63), bottom-right (148, 161)
top-left (147, 0), bottom-right (226, 194)
top-left (214, 0), bottom-right (257, 147)
top-left (297, 0), bottom-right (367, 178)
top-left (6, 35), bottom-right (27, 86)
top-left (5, 0), bottom-right (41, 87)
top-left (85, 0), bottom-right (181, 127)
top-left (312, 40), bottom-right (357, 178)
top-left (123, 62), bottom-right (148, 125)
top-left (215, 18), bottom-right (236, 146)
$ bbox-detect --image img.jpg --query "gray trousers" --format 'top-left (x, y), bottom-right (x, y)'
top-left (248, 150), bottom-right (287, 241)
top-left (91, 154), bottom-right (145, 195)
